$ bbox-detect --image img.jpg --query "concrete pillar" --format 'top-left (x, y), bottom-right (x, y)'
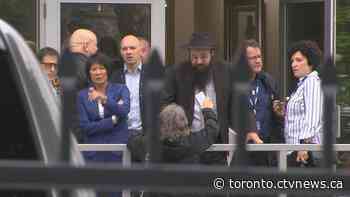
top-left (174, 0), bottom-right (194, 64)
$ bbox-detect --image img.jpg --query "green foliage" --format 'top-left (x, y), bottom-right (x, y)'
top-left (336, 4), bottom-right (350, 106)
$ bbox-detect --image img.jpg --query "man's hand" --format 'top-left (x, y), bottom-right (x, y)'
top-left (272, 100), bottom-right (285, 117)
top-left (201, 97), bottom-right (214, 109)
top-left (296, 151), bottom-right (309, 163)
top-left (246, 132), bottom-right (263, 144)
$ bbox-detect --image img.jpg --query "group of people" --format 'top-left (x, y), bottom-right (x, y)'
top-left (234, 39), bottom-right (324, 167)
top-left (35, 29), bottom-right (324, 171)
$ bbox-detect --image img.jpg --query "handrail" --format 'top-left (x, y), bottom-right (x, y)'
top-left (79, 144), bottom-right (131, 197)
top-left (78, 143), bottom-right (350, 197)
top-left (207, 143), bottom-right (350, 171)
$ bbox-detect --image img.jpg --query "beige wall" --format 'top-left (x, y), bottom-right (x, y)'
top-left (173, 0), bottom-right (195, 64)
top-left (172, 0), bottom-right (281, 74)
top-left (172, 0), bottom-right (225, 64)
top-left (194, 0), bottom-right (225, 60)
top-left (264, 0), bottom-right (282, 89)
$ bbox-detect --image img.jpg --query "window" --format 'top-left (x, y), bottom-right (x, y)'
top-left (0, 0), bottom-right (37, 52)
top-left (61, 3), bottom-right (151, 62)
top-left (224, 0), bottom-right (262, 62)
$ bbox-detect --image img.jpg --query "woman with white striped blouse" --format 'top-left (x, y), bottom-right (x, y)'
top-left (284, 40), bottom-right (324, 165)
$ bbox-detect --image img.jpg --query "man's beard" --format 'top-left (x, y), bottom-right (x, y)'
top-left (193, 64), bottom-right (212, 91)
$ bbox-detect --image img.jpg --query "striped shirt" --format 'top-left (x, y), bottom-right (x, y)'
top-left (284, 71), bottom-right (323, 144)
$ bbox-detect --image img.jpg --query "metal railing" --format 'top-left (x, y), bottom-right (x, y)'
top-left (78, 144), bottom-right (132, 197)
top-left (78, 143), bottom-right (350, 197)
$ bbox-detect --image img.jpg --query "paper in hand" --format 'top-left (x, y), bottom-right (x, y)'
top-left (195, 91), bottom-right (206, 105)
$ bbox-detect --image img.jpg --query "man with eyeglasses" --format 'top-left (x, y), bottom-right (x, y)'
top-left (38, 47), bottom-right (61, 95)
top-left (161, 32), bottom-right (236, 165)
top-left (233, 39), bottom-right (283, 167)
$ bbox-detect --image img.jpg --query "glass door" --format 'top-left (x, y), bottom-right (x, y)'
top-left (0, 0), bottom-right (38, 51)
top-left (280, 0), bottom-right (324, 95)
top-left (42, 0), bottom-right (165, 60)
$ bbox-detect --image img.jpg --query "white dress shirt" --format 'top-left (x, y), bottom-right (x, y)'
top-left (124, 63), bottom-right (142, 130)
top-left (191, 79), bottom-right (217, 132)
top-left (284, 71), bottom-right (323, 144)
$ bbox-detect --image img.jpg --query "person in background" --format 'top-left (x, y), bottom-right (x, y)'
top-left (283, 40), bottom-right (324, 167)
top-left (59, 28), bottom-right (98, 90)
top-left (233, 39), bottom-right (283, 166)
top-left (59, 29), bottom-right (99, 143)
top-left (111, 35), bottom-right (164, 162)
top-left (138, 36), bottom-right (151, 64)
top-left (128, 100), bottom-right (218, 197)
top-left (161, 32), bottom-right (238, 164)
top-left (78, 53), bottom-right (130, 163)
top-left (128, 99), bottom-right (218, 164)
top-left (37, 47), bottom-right (61, 96)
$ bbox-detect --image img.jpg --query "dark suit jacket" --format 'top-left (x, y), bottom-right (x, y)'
top-left (257, 71), bottom-right (284, 143)
top-left (161, 61), bottom-right (233, 144)
top-left (78, 83), bottom-right (130, 161)
top-left (59, 50), bottom-right (89, 90)
top-left (110, 63), bottom-right (164, 130)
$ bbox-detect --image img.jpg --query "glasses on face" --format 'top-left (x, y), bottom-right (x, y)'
top-left (247, 55), bottom-right (262, 61)
top-left (41, 62), bottom-right (57, 72)
top-left (192, 55), bottom-right (210, 60)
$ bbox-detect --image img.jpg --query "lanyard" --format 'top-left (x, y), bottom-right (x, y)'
top-left (249, 84), bottom-right (259, 115)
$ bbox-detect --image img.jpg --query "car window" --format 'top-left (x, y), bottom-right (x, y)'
top-left (0, 23), bottom-right (50, 197)
top-left (0, 48), bottom-right (39, 160)
top-left (0, 19), bottom-right (91, 197)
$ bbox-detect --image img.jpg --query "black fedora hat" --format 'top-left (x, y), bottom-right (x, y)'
top-left (183, 32), bottom-right (216, 49)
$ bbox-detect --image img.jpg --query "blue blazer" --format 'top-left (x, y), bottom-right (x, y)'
top-left (78, 83), bottom-right (130, 161)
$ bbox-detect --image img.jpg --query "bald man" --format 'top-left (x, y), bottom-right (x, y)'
top-left (59, 28), bottom-right (98, 89)
top-left (58, 29), bottom-right (98, 143)
top-left (111, 35), bottom-right (164, 152)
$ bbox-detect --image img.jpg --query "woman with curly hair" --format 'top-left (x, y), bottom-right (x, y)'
top-left (284, 40), bottom-right (324, 167)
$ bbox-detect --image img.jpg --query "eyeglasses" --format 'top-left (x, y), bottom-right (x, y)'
top-left (41, 62), bottom-right (57, 72)
top-left (41, 62), bottom-right (57, 67)
top-left (247, 55), bottom-right (262, 61)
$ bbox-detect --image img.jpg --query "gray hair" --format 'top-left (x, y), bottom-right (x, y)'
top-left (160, 104), bottom-right (191, 141)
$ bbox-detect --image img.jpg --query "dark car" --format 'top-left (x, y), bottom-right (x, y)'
top-left (0, 19), bottom-right (94, 197)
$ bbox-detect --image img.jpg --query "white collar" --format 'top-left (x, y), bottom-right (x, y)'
top-left (123, 62), bottom-right (142, 73)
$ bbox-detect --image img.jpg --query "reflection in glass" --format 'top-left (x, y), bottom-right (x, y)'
top-left (0, 0), bottom-right (37, 52)
top-left (224, 0), bottom-right (260, 62)
top-left (336, 0), bottom-right (350, 141)
top-left (61, 3), bottom-right (151, 64)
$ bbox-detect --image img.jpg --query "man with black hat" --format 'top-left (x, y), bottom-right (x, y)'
top-left (161, 32), bottom-right (234, 164)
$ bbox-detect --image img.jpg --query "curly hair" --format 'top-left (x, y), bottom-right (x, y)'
top-left (288, 40), bottom-right (322, 69)
top-left (159, 103), bottom-right (191, 141)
